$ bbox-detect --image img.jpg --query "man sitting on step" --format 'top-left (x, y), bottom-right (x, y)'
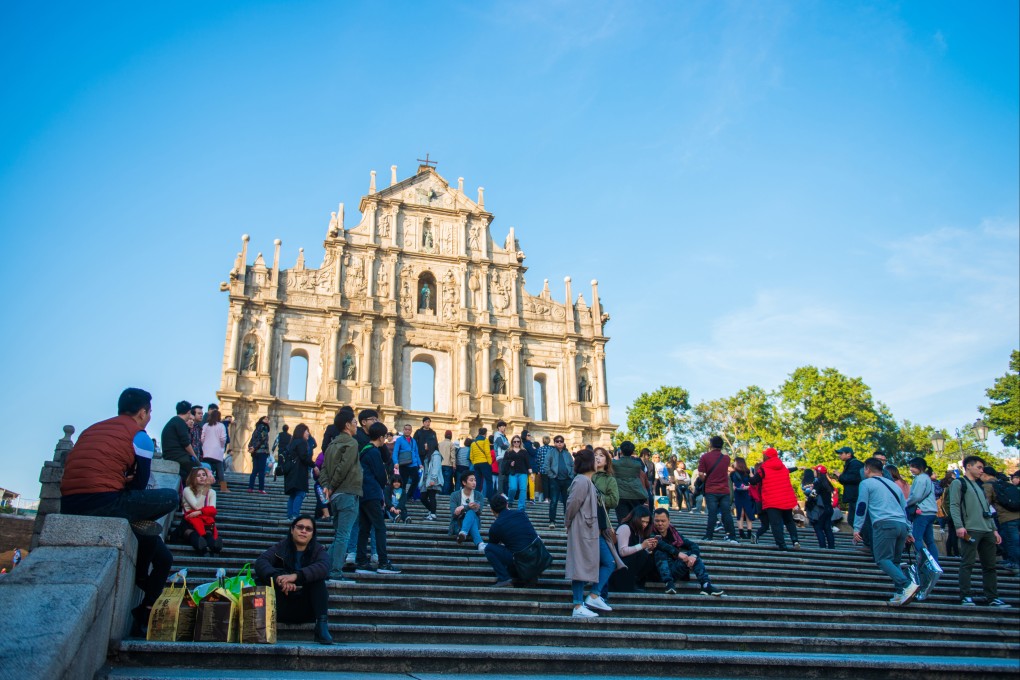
top-left (449, 470), bottom-right (485, 547)
top-left (482, 494), bottom-right (551, 587)
top-left (650, 508), bottom-right (724, 596)
top-left (60, 387), bottom-right (180, 635)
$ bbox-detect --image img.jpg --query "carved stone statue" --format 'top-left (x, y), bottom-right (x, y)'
top-left (492, 368), bottom-right (507, 396)
top-left (241, 340), bottom-right (258, 372)
top-left (376, 268), bottom-right (390, 298)
top-left (579, 375), bottom-right (592, 402)
top-left (342, 353), bottom-right (356, 381)
top-left (378, 215), bottom-right (391, 238)
top-left (419, 282), bottom-right (432, 310)
top-left (422, 220), bottom-right (435, 250)
top-left (469, 223), bottom-right (481, 251)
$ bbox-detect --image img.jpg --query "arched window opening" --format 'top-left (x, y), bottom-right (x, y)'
top-left (288, 351), bottom-right (309, 401)
top-left (533, 375), bottom-right (548, 422)
top-left (411, 358), bottom-right (436, 412)
top-left (417, 271), bottom-right (437, 312)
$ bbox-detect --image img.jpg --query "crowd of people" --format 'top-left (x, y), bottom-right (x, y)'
top-left (56, 389), bottom-right (1018, 642)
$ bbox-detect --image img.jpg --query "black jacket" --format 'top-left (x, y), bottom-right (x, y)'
top-left (254, 536), bottom-right (329, 587)
top-left (413, 427), bottom-right (439, 458)
top-left (838, 458), bottom-right (865, 501)
top-left (284, 438), bottom-right (313, 494)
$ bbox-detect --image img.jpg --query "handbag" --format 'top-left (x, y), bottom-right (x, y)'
top-left (906, 542), bottom-right (943, 601)
top-left (512, 537), bottom-right (553, 582)
top-left (597, 494), bottom-right (627, 571)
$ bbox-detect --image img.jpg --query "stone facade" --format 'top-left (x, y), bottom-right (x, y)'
top-left (216, 163), bottom-right (615, 471)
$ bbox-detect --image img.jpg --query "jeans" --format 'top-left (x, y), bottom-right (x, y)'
top-left (458, 509), bottom-right (483, 545)
top-left (206, 458), bottom-right (224, 483)
top-left (654, 549), bottom-right (709, 587)
top-left (569, 538), bottom-right (614, 602)
top-left (548, 477), bottom-right (571, 523)
top-left (475, 462), bottom-right (494, 499)
top-left (871, 519), bottom-right (910, 591)
top-left (485, 543), bottom-right (518, 582)
top-left (959, 529), bottom-right (998, 600)
top-left (675, 485), bottom-right (692, 510)
top-left (704, 493), bottom-right (736, 540)
top-left (347, 517), bottom-right (376, 557)
top-left (136, 535), bottom-right (174, 607)
top-left (287, 491), bottom-right (307, 519)
top-left (397, 464), bottom-right (420, 513)
top-left (911, 514), bottom-right (940, 564)
top-left (616, 498), bottom-right (648, 524)
top-left (249, 454), bottom-right (268, 490)
top-left (327, 493), bottom-right (359, 576)
top-left (999, 518), bottom-right (1019, 567)
top-left (357, 499), bottom-right (389, 565)
top-left (508, 473), bottom-right (529, 510)
top-left (62, 488), bottom-right (180, 523)
top-left (442, 466), bottom-right (454, 494)
top-left (812, 506), bottom-right (835, 549)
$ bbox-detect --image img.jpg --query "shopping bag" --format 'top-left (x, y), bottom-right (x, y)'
top-left (239, 585), bottom-right (277, 644)
top-left (147, 571), bottom-right (196, 641)
top-left (223, 563), bottom-right (256, 599)
top-left (907, 543), bottom-right (944, 601)
top-left (654, 496), bottom-right (670, 510)
top-left (193, 587), bottom-right (239, 642)
top-left (933, 525), bottom-right (948, 556)
top-left (191, 567), bottom-right (227, 606)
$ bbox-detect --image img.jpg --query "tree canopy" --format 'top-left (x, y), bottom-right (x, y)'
top-left (980, 349), bottom-right (1019, 448)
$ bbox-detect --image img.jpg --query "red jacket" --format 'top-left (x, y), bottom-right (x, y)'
top-left (761, 448), bottom-right (798, 511)
top-left (61, 415), bottom-right (140, 496)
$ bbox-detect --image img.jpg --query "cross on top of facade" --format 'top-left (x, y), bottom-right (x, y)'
top-left (417, 153), bottom-right (437, 169)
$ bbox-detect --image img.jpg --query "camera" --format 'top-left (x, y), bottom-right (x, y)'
top-left (983, 509), bottom-right (997, 520)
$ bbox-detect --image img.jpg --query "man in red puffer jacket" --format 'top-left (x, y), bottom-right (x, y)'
top-left (759, 447), bottom-right (802, 551)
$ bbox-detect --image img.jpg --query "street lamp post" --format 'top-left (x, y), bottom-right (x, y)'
top-left (930, 419), bottom-right (989, 462)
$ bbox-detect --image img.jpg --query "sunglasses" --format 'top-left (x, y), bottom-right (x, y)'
top-left (294, 525), bottom-right (314, 533)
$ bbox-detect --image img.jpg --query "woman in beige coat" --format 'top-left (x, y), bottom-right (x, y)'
top-left (565, 448), bottom-right (613, 617)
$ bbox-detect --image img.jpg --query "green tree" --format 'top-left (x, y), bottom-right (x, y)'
top-left (620, 386), bottom-right (692, 457)
top-left (980, 349), bottom-right (1020, 448)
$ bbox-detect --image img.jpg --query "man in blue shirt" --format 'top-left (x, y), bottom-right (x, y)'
top-left (392, 423), bottom-right (422, 518)
top-left (483, 494), bottom-right (547, 587)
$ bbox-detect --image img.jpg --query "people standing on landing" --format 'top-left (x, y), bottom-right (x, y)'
top-left (614, 441), bottom-right (649, 523)
top-left (505, 435), bottom-right (532, 511)
top-left (200, 409), bottom-right (229, 493)
top-left (698, 436), bottom-right (737, 544)
top-left (730, 457), bottom-right (755, 540)
top-left (247, 416), bottom-right (271, 493)
top-left (546, 436), bottom-right (574, 528)
top-left (948, 456), bottom-right (1010, 607)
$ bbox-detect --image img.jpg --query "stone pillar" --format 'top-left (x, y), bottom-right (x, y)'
top-left (510, 337), bottom-right (522, 400)
top-left (591, 279), bottom-right (602, 337)
top-left (565, 347), bottom-right (578, 402)
top-left (30, 426), bottom-right (75, 549)
top-left (564, 277), bottom-right (574, 334)
top-left (226, 312), bottom-right (241, 371)
top-left (369, 170), bottom-right (377, 194)
top-left (271, 239), bottom-right (281, 288)
top-left (596, 347), bottom-right (608, 405)
top-left (480, 337), bottom-right (492, 394)
top-left (382, 327), bottom-right (396, 405)
top-left (326, 322), bottom-right (340, 398)
top-left (479, 266), bottom-right (490, 313)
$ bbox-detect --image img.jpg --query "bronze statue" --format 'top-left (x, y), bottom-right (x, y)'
top-left (342, 353), bottom-right (356, 381)
top-left (492, 368), bottom-right (507, 395)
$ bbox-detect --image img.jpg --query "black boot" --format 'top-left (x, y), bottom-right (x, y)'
top-left (130, 604), bottom-right (150, 638)
top-left (189, 531), bottom-right (208, 556)
top-left (314, 616), bottom-right (333, 645)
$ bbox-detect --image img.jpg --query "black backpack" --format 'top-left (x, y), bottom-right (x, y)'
top-left (992, 478), bottom-right (1020, 512)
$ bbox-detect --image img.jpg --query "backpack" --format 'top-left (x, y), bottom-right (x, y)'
top-left (277, 450), bottom-right (294, 476)
top-left (992, 478), bottom-right (1020, 512)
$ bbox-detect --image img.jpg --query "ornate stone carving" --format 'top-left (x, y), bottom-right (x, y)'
top-left (342, 353), bottom-right (356, 381)
top-left (422, 218), bottom-right (435, 252)
top-left (376, 266), bottom-right (390, 298)
top-left (378, 214), bottom-right (391, 238)
top-left (343, 254), bottom-right (367, 298)
top-left (469, 222), bottom-right (481, 252)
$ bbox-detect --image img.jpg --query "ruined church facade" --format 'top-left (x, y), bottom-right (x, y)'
top-left (217, 163), bottom-right (615, 471)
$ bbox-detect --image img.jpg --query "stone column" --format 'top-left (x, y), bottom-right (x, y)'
top-left (226, 311), bottom-right (241, 371)
top-left (458, 337), bottom-right (469, 392)
top-left (596, 347), bottom-right (608, 405)
top-left (479, 266), bottom-right (490, 313)
top-left (480, 336), bottom-right (492, 394)
top-left (382, 326), bottom-right (396, 405)
top-left (510, 337), bottom-right (522, 399)
top-left (565, 347), bottom-right (578, 402)
top-left (326, 321), bottom-right (340, 397)
top-left (564, 277), bottom-right (574, 334)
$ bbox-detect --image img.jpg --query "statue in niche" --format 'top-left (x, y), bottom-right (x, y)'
top-left (401, 279), bottom-right (413, 315)
top-left (241, 340), bottom-right (258, 372)
top-left (441, 223), bottom-right (452, 254)
top-left (422, 220), bottom-right (435, 251)
top-left (419, 282), bottom-right (432, 311)
top-left (469, 223), bottom-right (481, 251)
top-left (378, 215), bottom-right (391, 238)
top-left (376, 268), bottom-right (390, 298)
top-left (342, 353), bottom-right (356, 381)
top-left (579, 375), bottom-right (592, 402)
top-left (492, 368), bottom-right (507, 396)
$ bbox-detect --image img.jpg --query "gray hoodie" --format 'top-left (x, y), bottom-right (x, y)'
top-left (906, 474), bottom-right (938, 516)
top-left (854, 476), bottom-right (909, 531)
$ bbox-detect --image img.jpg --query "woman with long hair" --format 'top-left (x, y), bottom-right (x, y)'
top-left (610, 504), bottom-right (658, 592)
top-left (731, 457), bottom-right (755, 539)
top-left (283, 423), bottom-right (314, 519)
top-left (182, 467), bottom-right (223, 555)
top-left (673, 460), bottom-right (692, 511)
top-left (254, 515), bottom-right (332, 644)
top-left (885, 465), bottom-right (910, 499)
top-left (806, 465), bottom-right (836, 549)
top-left (247, 416), bottom-right (271, 493)
top-left (565, 448), bottom-right (615, 617)
top-left (200, 409), bottom-right (229, 493)
top-left (505, 435), bottom-right (532, 511)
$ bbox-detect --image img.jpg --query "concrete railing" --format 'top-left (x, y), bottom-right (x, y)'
top-left (1, 427), bottom-right (181, 680)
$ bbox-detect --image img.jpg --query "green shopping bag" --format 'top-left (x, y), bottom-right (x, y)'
top-left (223, 563), bottom-right (256, 598)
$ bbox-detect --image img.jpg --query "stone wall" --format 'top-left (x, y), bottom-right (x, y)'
top-left (0, 514), bottom-right (33, 558)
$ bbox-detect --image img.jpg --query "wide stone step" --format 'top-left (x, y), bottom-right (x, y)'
top-left (107, 641), bottom-right (1020, 679)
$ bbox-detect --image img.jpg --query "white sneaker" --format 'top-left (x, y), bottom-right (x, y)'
top-left (899, 581), bottom-right (920, 605)
top-left (832, 526), bottom-right (841, 533)
top-left (345, 552), bottom-right (355, 564)
top-left (584, 594), bottom-right (612, 612)
top-left (572, 604), bottom-right (598, 618)
top-left (477, 542), bottom-right (488, 553)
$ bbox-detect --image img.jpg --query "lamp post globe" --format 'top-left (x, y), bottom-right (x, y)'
top-left (973, 419), bottom-right (989, 443)
top-left (931, 432), bottom-right (946, 454)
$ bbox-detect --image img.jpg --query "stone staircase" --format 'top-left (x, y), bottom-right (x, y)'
top-left (102, 473), bottom-right (1020, 679)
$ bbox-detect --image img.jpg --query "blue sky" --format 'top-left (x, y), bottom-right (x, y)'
top-left (1, 1), bottom-right (1017, 500)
